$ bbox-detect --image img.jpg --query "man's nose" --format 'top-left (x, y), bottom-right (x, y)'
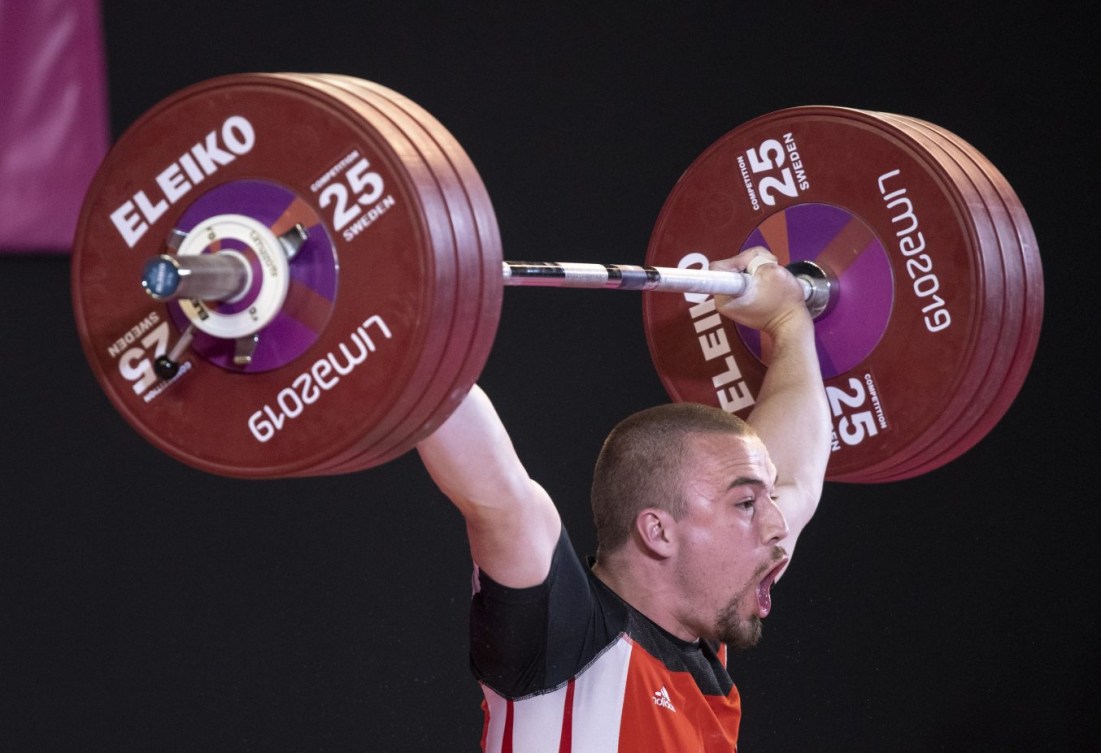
top-left (763, 497), bottom-right (789, 544)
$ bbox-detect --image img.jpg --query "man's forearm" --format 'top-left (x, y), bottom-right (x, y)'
top-left (748, 309), bottom-right (831, 527)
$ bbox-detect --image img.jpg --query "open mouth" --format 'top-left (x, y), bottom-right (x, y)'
top-left (755, 558), bottom-right (789, 618)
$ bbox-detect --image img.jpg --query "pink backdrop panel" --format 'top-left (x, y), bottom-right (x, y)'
top-left (0, 0), bottom-right (110, 253)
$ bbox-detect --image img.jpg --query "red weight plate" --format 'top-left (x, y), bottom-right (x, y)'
top-left (244, 74), bottom-right (463, 476)
top-left (294, 73), bottom-right (483, 473)
top-left (849, 114), bottom-right (1023, 481)
top-left (643, 107), bottom-right (993, 480)
top-left (267, 73), bottom-right (468, 473)
top-left (828, 113), bottom-right (1015, 482)
top-left (328, 75), bottom-right (497, 469)
top-left (912, 118), bottom-right (1043, 474)
top-left (348, 77), bottom-right (503, 465)
top-left (72, 75), bottom-right (456, 478)
top-left (878, 116), bottom-right (1042, 480)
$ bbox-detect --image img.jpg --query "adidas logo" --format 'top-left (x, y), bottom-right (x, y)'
top-left (652, 686), bottom-right (676, 712)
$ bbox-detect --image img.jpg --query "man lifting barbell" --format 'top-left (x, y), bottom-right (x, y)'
top-left (71, 73), bottom-right (1042, 748)
top-left (417, 247), bottom-right (830, 750)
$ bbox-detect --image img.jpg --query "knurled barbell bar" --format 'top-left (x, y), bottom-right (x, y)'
top-left (71, 73), bottom-right (1043, 481)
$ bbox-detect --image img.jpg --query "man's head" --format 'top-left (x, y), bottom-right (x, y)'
top-left (591, 402), bottom-right (755, 557)
top-left (591, 402), bottom-right (789, 648)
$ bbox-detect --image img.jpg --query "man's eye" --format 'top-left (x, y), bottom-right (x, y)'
top-left (737, 499), bottom-right (755, 511)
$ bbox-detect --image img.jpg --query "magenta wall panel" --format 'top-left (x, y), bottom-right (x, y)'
top-left (0, 0), bottom-right (110, 253)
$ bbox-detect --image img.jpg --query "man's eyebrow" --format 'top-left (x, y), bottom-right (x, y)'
top-left (728, 473), bottom-right (779, 493)
top-left (728, 476), bottom-right (765, 490)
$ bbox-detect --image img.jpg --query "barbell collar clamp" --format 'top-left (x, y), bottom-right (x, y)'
top-left (233, 334), bottom-right (260, 366)
top-left (141, 251), bottom-right (252, 303)
top-left (787, 260), bottom-right (838, 320)
top-left (152, 323), bottom-right (196, 380)
top-left (141, 224), bottom-right (306, 304)
top-left (278, 223), bottom-right (309, 261)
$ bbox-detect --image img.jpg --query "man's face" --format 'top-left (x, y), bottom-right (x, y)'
top-left (672, 432), bottom-right (789, 649)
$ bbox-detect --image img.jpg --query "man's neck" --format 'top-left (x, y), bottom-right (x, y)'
top-left (591, 555), bottom-right (698, 642)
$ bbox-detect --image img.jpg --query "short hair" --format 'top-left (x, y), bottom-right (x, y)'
top-left (591, 402), bottom-right (754, 557)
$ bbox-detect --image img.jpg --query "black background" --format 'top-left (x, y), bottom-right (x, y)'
top-left (3, 3), bottom-right (1097, 751)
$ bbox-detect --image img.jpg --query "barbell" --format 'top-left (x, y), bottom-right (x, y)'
top-left (71, 73), bottom-right (1043, 481)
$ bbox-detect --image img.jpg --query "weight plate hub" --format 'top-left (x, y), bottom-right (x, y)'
top-left (168, 180), bottom-right (336, 371)
top-left (644, 107), bottom-right (994, 480)
top-left (733, 202), bottom-right (894, 379)
top-left (72, 75), bottom-right (472, 477)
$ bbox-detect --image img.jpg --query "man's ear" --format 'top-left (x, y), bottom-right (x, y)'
top-left (634, 508), bottom-right (677, 559)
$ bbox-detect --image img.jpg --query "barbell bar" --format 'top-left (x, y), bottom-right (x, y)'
top-left (141, 255), bottom-right (821, 308)
top-left (502, 260), bottom-right (834, 317)
top-left (132, 197), bottom-right (830, 386)
top-left (142, 256), bottom-right (832, 382)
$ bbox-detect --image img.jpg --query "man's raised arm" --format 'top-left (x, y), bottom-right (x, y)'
top-left (416, 385), bottom-right (561, 588)
top-left (712, 249), bottom-right (832, 560)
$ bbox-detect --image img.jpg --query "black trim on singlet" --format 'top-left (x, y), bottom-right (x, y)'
top-left (470, 525), bottom-right (735, 699)
top-left (615, 592), bottom-right (733, 697)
